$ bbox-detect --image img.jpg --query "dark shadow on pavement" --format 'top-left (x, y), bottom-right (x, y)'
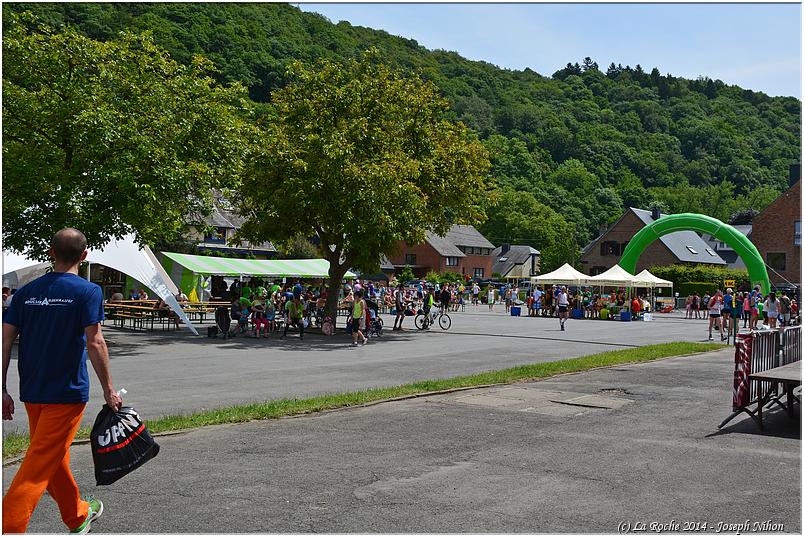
top-left (706, 407), bottom-right (801, 440)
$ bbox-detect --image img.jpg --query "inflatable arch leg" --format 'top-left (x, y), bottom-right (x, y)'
top-left (618, 213), bottom-right (771, 295)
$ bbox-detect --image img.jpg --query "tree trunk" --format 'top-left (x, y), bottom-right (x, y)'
top-left (324, 261), bottom-right (348, 334)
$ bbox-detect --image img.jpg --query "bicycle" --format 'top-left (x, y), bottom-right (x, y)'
top-left (415, 305), bottom-right (451, 331)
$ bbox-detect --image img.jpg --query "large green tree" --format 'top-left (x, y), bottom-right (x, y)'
top-left (3, 15), bottom-right (254, 257)
top-left (237, 53), bottom-right (491, 320)
top-left (5, 3), bottom-right (799, 254)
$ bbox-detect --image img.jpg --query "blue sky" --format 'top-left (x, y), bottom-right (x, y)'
top-left (298, 3), bottom-right (802, 97)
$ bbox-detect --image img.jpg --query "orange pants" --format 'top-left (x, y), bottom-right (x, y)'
top-left (3, 403), bottom-right (89, 533)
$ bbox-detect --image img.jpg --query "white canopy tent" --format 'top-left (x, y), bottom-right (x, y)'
top-left (530, 263), bottom-right (590, 286)
top-left (587, 265), bottom-right (637, 287)
top-left (2, 235), bottom-right (198, 336)
top-left (3, 261), bottom-right (50, 289)
top-left (632, 269), bottom-right (673, 290)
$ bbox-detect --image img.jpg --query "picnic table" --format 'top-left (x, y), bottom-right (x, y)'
top-left (748, 362), bottom-right (801, 429)
top-left (104, 301), bottom-right (226, 330)
top-left (104, 304), bottom-right (158, 331)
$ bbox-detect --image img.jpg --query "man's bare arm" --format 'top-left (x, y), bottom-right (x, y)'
top-left (2, 323), bottom-right (19, 420)
top-left (85, 323), bottom-right (122, 411)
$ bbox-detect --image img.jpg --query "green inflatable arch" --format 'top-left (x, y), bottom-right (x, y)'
top-left (618, 213), bottom-right (770, 295)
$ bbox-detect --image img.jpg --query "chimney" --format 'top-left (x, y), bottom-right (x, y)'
top-left (651, 207), bottom-right (661, 221)
top-left (501, 244), bottom-right (510, 255)
top-left (790, 163), bottom-right (801, 188)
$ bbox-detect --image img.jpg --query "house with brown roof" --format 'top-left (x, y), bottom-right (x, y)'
top-left (185, 194), bottom-right (276, 258)
top-left (581, 207), bottom-right (727, 275)
top-left (751, 166), bottom-right (801, 289)
top-left (387, 225), bottom-right (495, 279)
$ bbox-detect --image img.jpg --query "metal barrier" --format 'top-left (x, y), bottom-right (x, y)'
top-left (780, 326), bottom-right (801, 365)
top-left (748, 330), bottom-right (780, 404)
top-left (719, 329), bottom-right (783, 429)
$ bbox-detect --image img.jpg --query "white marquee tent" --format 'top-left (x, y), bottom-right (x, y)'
top-left (587, 264), bottom-right (637, 287)
top-left (530, 263), bottom-right (590, 286)
top-left (2, 235), bottom-right (198, 335)
top-left (633, 269), bottom-right (673, 290)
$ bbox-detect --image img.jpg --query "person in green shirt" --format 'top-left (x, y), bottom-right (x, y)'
top-left (352, 290), bottom-right (368, 346)
top-left (282, 295), bottom-right (305, 340)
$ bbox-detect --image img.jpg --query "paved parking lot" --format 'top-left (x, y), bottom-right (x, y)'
top-left (3, 308), bottom-right (728, 434)
top-left (6, 348), bottom-right (799, 533)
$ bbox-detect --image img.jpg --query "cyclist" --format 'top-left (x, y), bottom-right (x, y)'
top-left (423, 286), bottom-right (436, 329)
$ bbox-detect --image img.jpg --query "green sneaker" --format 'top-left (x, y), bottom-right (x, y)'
top-left (70, 497), bottom-right (103, 534)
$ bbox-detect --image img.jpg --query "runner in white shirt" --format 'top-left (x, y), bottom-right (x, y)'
top-left (557, 285), bottom-right (570, 331)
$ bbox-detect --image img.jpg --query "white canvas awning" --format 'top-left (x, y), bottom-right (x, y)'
top-left (3, 261), bottom-right (50, 289)
top-left (633, 269), bottom-right (673, 289)
top-left (587, 265), bottom-right (637, 287)
top-left (3, 235), bottom-right (198, 335)
top-left (530, 263), bottom-right (590, 285)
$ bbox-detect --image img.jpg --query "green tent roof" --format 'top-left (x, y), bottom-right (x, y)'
top-left (161, 252), bottom-right (356, 279)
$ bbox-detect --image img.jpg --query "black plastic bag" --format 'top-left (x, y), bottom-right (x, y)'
top-left (90, 405), bottom-right (160, 486)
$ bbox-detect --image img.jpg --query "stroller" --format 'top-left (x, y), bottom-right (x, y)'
top-left (365, 298), bottom-right (383, 337)
top-left (209, 306), bottom-right (234, 339)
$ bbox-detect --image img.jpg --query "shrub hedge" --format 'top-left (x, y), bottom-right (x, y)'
top-left (648, 265), bottom-right (750, 292)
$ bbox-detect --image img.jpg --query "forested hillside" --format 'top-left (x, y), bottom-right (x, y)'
top-left (4, 3), bottom-right (800, 259)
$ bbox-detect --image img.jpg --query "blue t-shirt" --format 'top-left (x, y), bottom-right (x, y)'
top-left (4, 272), bottom-right (104, 404)
top-left (724, 294), bottom-right (733, 309)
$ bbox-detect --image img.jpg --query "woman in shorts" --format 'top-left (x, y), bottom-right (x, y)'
top-left (763, 292), bottom-right (780, 329)
top-left (707, 291), bottom-right (723, 341)
top-left (742, 292), bottom-right (751, 328)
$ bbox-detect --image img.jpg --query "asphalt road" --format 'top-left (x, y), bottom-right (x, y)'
top-left (4, 308), bottom-right (728, 434)
top-left (5, 348), bottom-right (800, 533)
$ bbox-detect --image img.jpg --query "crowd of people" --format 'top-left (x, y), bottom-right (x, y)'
top-left (683, 286), bottom-right (799, 340)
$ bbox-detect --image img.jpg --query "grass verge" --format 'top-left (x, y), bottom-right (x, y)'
top-left (3, 341), bottom-right (724, 460)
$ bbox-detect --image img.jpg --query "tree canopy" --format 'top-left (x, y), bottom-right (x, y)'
top-left (2, 14), bottom-right (254, 258)
top-left (3, 3), bottom-right (800, 258)
top-left (236, 53), bottom-right (491, 315)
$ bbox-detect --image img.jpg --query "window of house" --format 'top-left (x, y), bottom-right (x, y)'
top-left (620, 242), bottom-right (629, 255)
top-left (600, 241), bottom-right (619, 256)
top-left (445, 256), bottom-right (459, 267)
top-left (473, 267), bottom-right (485, 279)
top-left (405, 254), bottom-right (417, 265)
top-left (705, 248), bottom-right (717, 257)
top-left (795, 221), bottom-right (801, 246)
top-left (591, 266), bottom-right (606, 276)
top-left (498, 257), bottom-right (508, 263)
top-left (485, 248), bottom-right (491, 255)
top-left (685, 246), bottom-right (698, 255)
top-left (767, 252), bottom-right (786, 271)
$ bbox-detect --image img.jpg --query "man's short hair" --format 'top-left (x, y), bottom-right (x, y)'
top-left (51, 228), bottom-right (87, 265)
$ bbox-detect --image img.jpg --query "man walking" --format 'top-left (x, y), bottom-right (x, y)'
top-left (392, 283), bottom-right (406, 331)
top-left (3, 228), bottom-right (123, 534)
